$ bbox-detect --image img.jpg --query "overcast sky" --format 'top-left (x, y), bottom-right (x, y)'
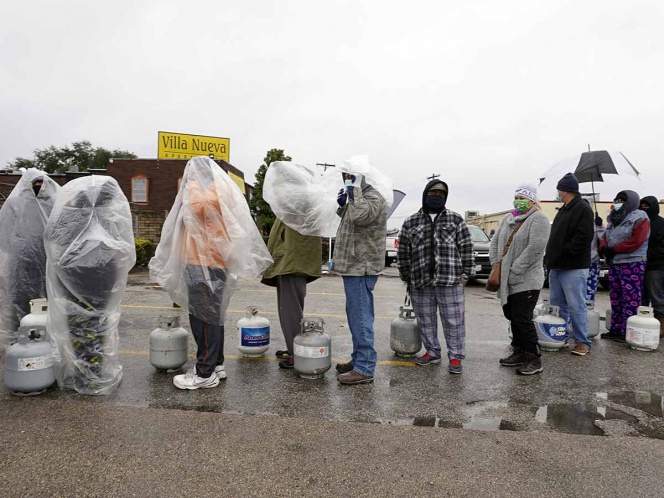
top-left (1, 1), bottom-right (663, 226)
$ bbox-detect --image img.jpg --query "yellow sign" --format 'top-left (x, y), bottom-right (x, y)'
top-left (228, 171), bottom-right (246, 194)
top-left (158, 131), bottom-right (230, 161)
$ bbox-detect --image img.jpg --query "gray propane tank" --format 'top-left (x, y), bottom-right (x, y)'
top-left (237, 306), bottom-right (270, 357)
top-left (149, 315), bottom-right (189, 371)
top-left (534, 305), bottom-right (569, 351)
top-left (390, 294), bottom-right (421, 357)
top-left (4, 326), bottom-right (55, 395)
top-left (19, 298), bottom-right (49, 332)
top-left (587, 300), bottom-right (600, 339)
top-left (532, 299), bottom-right (549, 318)
top-left (626, 306), bottom-right (660, 351)
top-left (294, 317), bottom-right (331, 379)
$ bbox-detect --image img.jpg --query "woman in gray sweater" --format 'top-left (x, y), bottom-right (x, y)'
top-left (489, 183), bottom-right (551, 375)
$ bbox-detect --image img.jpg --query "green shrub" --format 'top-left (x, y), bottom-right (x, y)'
top-left (135, 238), bottom-right (155, 267)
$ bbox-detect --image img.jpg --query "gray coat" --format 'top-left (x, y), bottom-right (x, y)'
top-left (333, 182), bottom-right (388, 276)
top-left (489, 208), bottom-right (551, 306)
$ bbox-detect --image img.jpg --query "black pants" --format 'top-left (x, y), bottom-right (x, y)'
top-left (186, 265), bottom-right (227, 378)
top-left (502, 289), bottom-right (540, 355)
top-left (276, 274), bottom-right (307, 354)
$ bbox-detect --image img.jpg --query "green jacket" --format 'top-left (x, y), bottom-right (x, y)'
top-left (333, 184), bottom-right (388, 276)
top-left (261, 219), bottom-right (322, 287)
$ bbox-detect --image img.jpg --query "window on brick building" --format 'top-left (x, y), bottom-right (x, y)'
top-left (131, 176), bottom-right (148, 203)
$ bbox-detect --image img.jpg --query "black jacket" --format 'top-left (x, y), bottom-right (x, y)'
top-left (544, 194), bottom-right (594, 270)
top-left (640, 196), bottom-right (664, 271)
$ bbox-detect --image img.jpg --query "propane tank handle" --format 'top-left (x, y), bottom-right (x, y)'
top-left (246, 306), bottom-right (259, 316)
top-left (404, 291), bottom-right (412, 308)
top-left (399, 307), bottom-right (416, 319)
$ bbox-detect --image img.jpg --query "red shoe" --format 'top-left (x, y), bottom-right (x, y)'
top-left (448, 358), bottom-right (462, 374)
top-left (414, 353), bottom-right (442, 366)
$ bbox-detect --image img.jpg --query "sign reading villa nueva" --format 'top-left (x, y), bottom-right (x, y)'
top-left (157, 131), bottom-right (230, 162)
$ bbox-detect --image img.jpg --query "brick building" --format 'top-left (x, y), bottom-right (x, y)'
top-left (0, 158), bottom-right (253, 243)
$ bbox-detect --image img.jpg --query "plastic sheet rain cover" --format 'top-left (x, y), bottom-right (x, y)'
top-left (44, 176), bottom-right (136, 395)
top-left (263, 155), bottom-right (393, 237)
top-left (149, 156), bottom-right (272, 324)
top-left (0, 169), bottom-right (60, 351)
top-left (263, 161), bottom-right (343, 237)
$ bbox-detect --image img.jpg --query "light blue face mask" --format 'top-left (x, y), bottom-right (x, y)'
top-left (555, 194), bottom-right (563, 202)
top-left (613, 203), bottom-right (623, 211)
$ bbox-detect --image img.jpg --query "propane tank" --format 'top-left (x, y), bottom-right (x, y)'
top-left (390, 296), bottom-right (421, 357)
top-left (587, 300), bottom-right (600, 339)
top-left (4, 326), bottom-right (55, 395)
top-left (293, 317), bottom-right (331, 379)
top-left (605, 309), bottom-right (612, 331)
top-left (237, 306), bottom-right (270, 357)
top-left (150, 315), bottom-right (189, 371)
top-left (19, 298), bottom-right (49, 333)
top-left (626, 306), bottom-right (660, 351)
top-left (534, 305), bottom-right (569, 351)
top-left (533, 299), bottom-right (549, 318)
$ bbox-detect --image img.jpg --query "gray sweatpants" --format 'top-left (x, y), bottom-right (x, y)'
top-left (276, 275), bottom-right (307, 354)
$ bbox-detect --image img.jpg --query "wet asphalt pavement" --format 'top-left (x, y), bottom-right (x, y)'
top-left (2, 267), bottom-right (664, 497)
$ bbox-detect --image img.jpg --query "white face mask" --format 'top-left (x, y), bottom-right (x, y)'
top-left (613, 203), bottom-right (623, 211)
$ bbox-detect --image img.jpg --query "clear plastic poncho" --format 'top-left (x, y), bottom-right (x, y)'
top-left (44, 176), bottom-right (136, 395)
top-left (0, 169), bottom-right (60, 351)
top-left (263, 155), bottom-right (394, 237)
top-left (149, 156), bottom-right (272, 325)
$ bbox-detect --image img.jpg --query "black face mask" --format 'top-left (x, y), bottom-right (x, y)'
top-left (33, 185), bottom-right (42, 197)
top-left (424, 196), bottom-right (446, 213)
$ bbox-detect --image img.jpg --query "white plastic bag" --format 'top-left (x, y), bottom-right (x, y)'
top-left (263, 161), bottom-right (342, 237)
top-left (339, 155), bottom-right (394, 207)
top-left (0, 169), bottom-right (60, 351)
top-left (44, 176), bottom-right (136, 395)
top-left (149, 156), bottom-right (272, 324)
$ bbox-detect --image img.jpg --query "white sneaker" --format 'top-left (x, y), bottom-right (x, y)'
top-left (214, 365), bottom-right (227, 380)
top-left (173, 368), bottom-right (220, 390)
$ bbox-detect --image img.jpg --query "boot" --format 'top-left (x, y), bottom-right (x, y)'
top-left (499, 349), bottom-right (527, 367)
top-left (516, 353), bottom-right (543, 376)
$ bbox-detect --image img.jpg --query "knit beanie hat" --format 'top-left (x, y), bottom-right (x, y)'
top-left (514, 183), bottom-right (537, 202)
top-left (556, 173), bottom-right (579, 194)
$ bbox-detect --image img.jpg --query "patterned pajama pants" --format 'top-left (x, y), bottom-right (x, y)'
top-left (609, 262), bottom-right (646, 336)
top-left (586, 262), bottom-right (600, 302)
top-left (409, 284), bottom-right (466, 360)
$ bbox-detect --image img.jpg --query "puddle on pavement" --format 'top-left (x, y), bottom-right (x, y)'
top-left (374, 391), bottom-right (664, 440)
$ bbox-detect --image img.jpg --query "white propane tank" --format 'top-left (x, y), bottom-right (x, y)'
top-left (4, 326), bottom-right (55, 395)
top-left (587, 300), bottom-right (600, 339)
top-left (293, 317), bottom-right (331, 379)
top-left (237, 306), bottom-right (270, 356)
top-left (19, 298), bottom-right (49, 333)
top-left (390, 297), bottom-right (421, 357)
top-left (150, 315), bottom-right (189, 371)
top-left (533, 299), bottom-right (549, 318)
top-left (534, 305), bottom-right (569, 351)
top-left (605, 309), bottom-right (612, 331)
top-left (626, 306), bottom-right (660, 351)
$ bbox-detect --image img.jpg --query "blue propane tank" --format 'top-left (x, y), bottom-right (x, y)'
top-left (237, 306), bottom-right (270, 357)
top-left (534, 305), bottom-right (569, 351)
top-left (4, 326), bottom-right (55, 395)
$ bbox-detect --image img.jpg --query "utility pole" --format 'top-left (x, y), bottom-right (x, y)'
top-left (427, 173), bottom-right (440, 181)
top-left (316, 163), bottom-right (336, 271)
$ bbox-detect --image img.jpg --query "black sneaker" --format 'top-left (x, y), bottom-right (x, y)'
top-left (600, 332), bottom-right (626, 343)
top-left (516, 354), bottom-right (543, 375)
top-left (499, 350), bottom-right (527, 367)
top-left (275, 350), bottom-right (291, 360)
top-left (278, 358), bottom-right (294, 369)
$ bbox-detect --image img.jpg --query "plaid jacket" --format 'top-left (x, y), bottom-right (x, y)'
top-left (397, 209), bottom-right (474, 288)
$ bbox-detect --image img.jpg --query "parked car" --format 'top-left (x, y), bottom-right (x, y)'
top-left (467, 225), bottom-right (491, 280)
top-left (385, 230), bottom-right (399, 266)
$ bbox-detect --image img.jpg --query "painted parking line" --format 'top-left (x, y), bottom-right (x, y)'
top-left (119, 349), bottom-right (416, 368)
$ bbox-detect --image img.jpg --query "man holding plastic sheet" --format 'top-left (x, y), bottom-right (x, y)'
top-left (0, 169), bottom-right (60, 353)
top-left (333, 171), bottom-right (388, 385)
top-left (397, 179), bottom-right (474, 374)
top-left (640, 196), bottom-right (664, 337)
top-left (544, 172), bottom-right (594, 356)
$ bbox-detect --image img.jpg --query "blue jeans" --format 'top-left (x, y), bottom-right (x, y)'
top-left (549, 269), bottom-right (590, 347)
top-left (342, 275), bottom-right (378, 376)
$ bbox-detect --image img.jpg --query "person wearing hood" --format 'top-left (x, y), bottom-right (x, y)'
top-left (490, 184), bottom-right (551, 375)
top-left (640, 196), bottom-right (664, 337)
top-left (333, 172), bottom-right (388, 385)
top-left (599, 190), bottom-right (650, 341)
top-left (397, 179), bottom-right (474, 374)
top-left (544, 173), bottom-right (595, 356)
top-left (0, 169), bottom-right (60, 352)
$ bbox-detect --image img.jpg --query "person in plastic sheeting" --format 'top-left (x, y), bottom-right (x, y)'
top-left (397, 180), bottom-right (474, 374)
top-left (333, 171), bottom-right (388, 385)
top-left (44, 176), bottom-right (135, 395)
top-left (490, 184), bottom-right (550, 376)
top-left (0, 169), bottom-right (60, 353)
top-left (639, 196), bottom-right (664, 338)
top-left (599, 190), bottom-right (650, 342)
top-left (149, 156), bottom-right (272, 390)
